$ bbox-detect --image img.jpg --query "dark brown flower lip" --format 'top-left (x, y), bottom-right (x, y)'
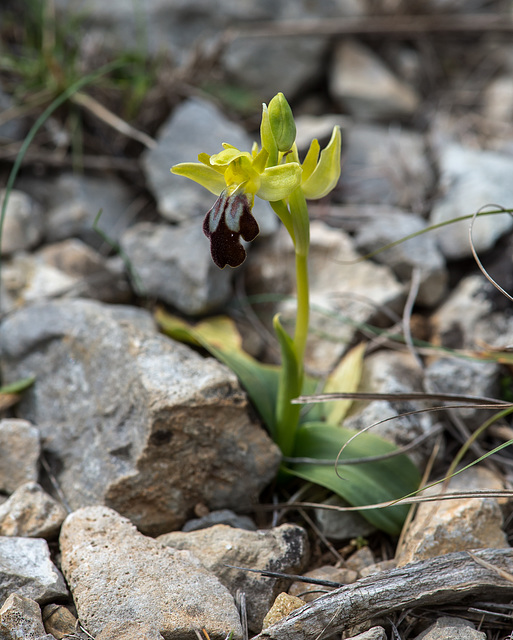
top-left (203, 191), bottom-right (259, 269)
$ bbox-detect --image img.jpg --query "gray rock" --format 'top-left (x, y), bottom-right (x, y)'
top-left (0, 299), bottom-right (280, 535)
top-left (347, 629), bottom-right (387, 640)
top-left (314, 494), bottom-right (376, 542)
top-left (1, 239), bottom-right (131, 315)
top-left (142, 97), bottom-right (277, 239)
top-left (430, 143), bottom-right (513, 259)
top-left (223, 36), bottom-right (328, 101)
top-left (295, 114), bottom-right (350, 152)
top-left (429, 275), bottom-right (493, 350)
top-left (41, 604), bottom-right (80, 640)
top-left (330, 39), bottom-right (419, 120)
top-left (424, 357), bottom-right (500, 429)
top-left (182, 509), bottom-right (257, 532)
top-left (337, 124), bottom-right (434, 212)
top-left (60, 506), bottom-right (243, 640)
top-left (44, 173), bottom-right (135, 250)
top-left (247, 221), bottom-right (404, 375)
top-left (96, 621), bottom-right (165, 640)
top-left (0, 483), bottom-right (68, 539)
top-left (120, 221), bottom-right (232, 315)
top-left (482, 75), bottom-right (513, 124)
top-left (349, 205), bottom-right (447, 307)
top-left (0, 419), bottom-right (40, 494)
top-left (396, 467), bottom-right (508, 567)
top-left (158, 523), bottom-right (309, 632)
top-left (0, 593), bottom-right (50, 640)
top-left (414, 616), bottom-right (486, 640)
top-left (344, 351), bottom-right (438, 468)
top-left (0, 190), bottom-right (43, 257)
top-left (0, 537), bottom-right (68, 605)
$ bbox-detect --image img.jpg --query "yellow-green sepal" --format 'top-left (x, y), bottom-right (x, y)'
top-left (301, 126), bottom-right (342, 200)
top-left (171, 162), bottom-right (226, 196)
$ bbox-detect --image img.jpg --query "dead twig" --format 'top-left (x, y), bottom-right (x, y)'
top-left (253, 548), bottom-right (513, 640)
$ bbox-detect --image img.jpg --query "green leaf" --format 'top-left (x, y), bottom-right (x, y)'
top-left (287, 422), bottom-right (421, 535)
top-left (155, 309), bottom-right (281, 437)
top-left (0, 376), bottom-right (36, 394)
top-left (321, 342), bottom-right (366, 425)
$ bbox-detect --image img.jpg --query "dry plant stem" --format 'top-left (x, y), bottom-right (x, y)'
top-left (253, 548), bottom-right (513, 640)
top-left (70, 91), bottom-right (157, 149)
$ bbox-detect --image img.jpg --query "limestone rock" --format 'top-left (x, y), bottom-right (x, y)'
top-left (0, 190), bottom-right (43, 257)
top-left (158, 523), bottom-right (309, 632)
top-left (0, 593), bottom-right (51, 640)
top-left (181, 508), bottom-right (257, 532)
top-left (0, 537), bottom-right (68, 604)
top-left (44, 173), bottom-right (135, 250)
top-left (424, 357), bottom-right (500, 429)
top-left (262, 593), bottom-right (305, 630)
top-left (0, 482), bottom-right (68, 539)
top-left (0, 299), bottom-right (280, 535)
top-left (349, 205), bottom-right (447, 307)
top-left (330, 39), bottom-right (419, 120)
top-left (430, 143), bottom-right (513, 259)
top-left (337, 124), bottom-right (434, 211)
top-left (0, 419), bottom-right (40, 494)
top-left (396, 467), bottom-right (509, 566)
top-left (414, 616), bottom-right (486, 640)
top-left (41, 604), bottom-right (79, 640)
top-left (1, 239), bottom-right (130, 315)
top-left (60, 506), bottom-right (242, 640)
top-left (314, 494), bottom-right (376, 542)
top-left (120, 221), bottom-right (233, 315)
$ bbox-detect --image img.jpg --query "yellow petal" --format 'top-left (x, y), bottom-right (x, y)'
top-left (171, 162), bottom-right (226, 195)
top-left (301, 126), bottom-right (341, 200)
top-left (210, 148), bottom-right (251, 166)
top-left (257, 163), bottom-right (302, 201)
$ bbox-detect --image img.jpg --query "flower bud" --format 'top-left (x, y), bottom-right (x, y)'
top-left (268, 92), bottom-right (296, 153)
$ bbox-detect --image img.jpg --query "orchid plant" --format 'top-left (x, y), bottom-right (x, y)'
top-left (160, 93), bottom-right (420, 535)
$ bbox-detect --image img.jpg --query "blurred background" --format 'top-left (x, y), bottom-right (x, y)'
top-left (2, 0), bottom-right (513, 319)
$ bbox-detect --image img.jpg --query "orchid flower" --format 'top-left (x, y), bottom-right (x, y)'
top-left (171, 143), bottom-right (301, 268)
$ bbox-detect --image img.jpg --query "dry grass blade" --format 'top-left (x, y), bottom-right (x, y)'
top-left (224, 565), bottom-right (344, 589)
top-left (256, 489), bottom-right (513, 514)
top-left (469, 204), bottom-right (513, 303)
top-left (467, 551), bottom-right (513, 584)
top-left (70, 91), bottom-right (157, 149)
top-left (293, 391), bottom-right (509, 405)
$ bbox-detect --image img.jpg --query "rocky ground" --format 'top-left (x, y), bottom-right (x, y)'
top-left (2, 1), bottom-right (513, 639)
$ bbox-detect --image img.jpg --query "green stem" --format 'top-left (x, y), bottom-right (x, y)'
top-left (294, 250), bottom-right (310, 378)
top-left (273, 187), bottom-right (311, 458)
top-left (288, 187), bottom-right (310, 376)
